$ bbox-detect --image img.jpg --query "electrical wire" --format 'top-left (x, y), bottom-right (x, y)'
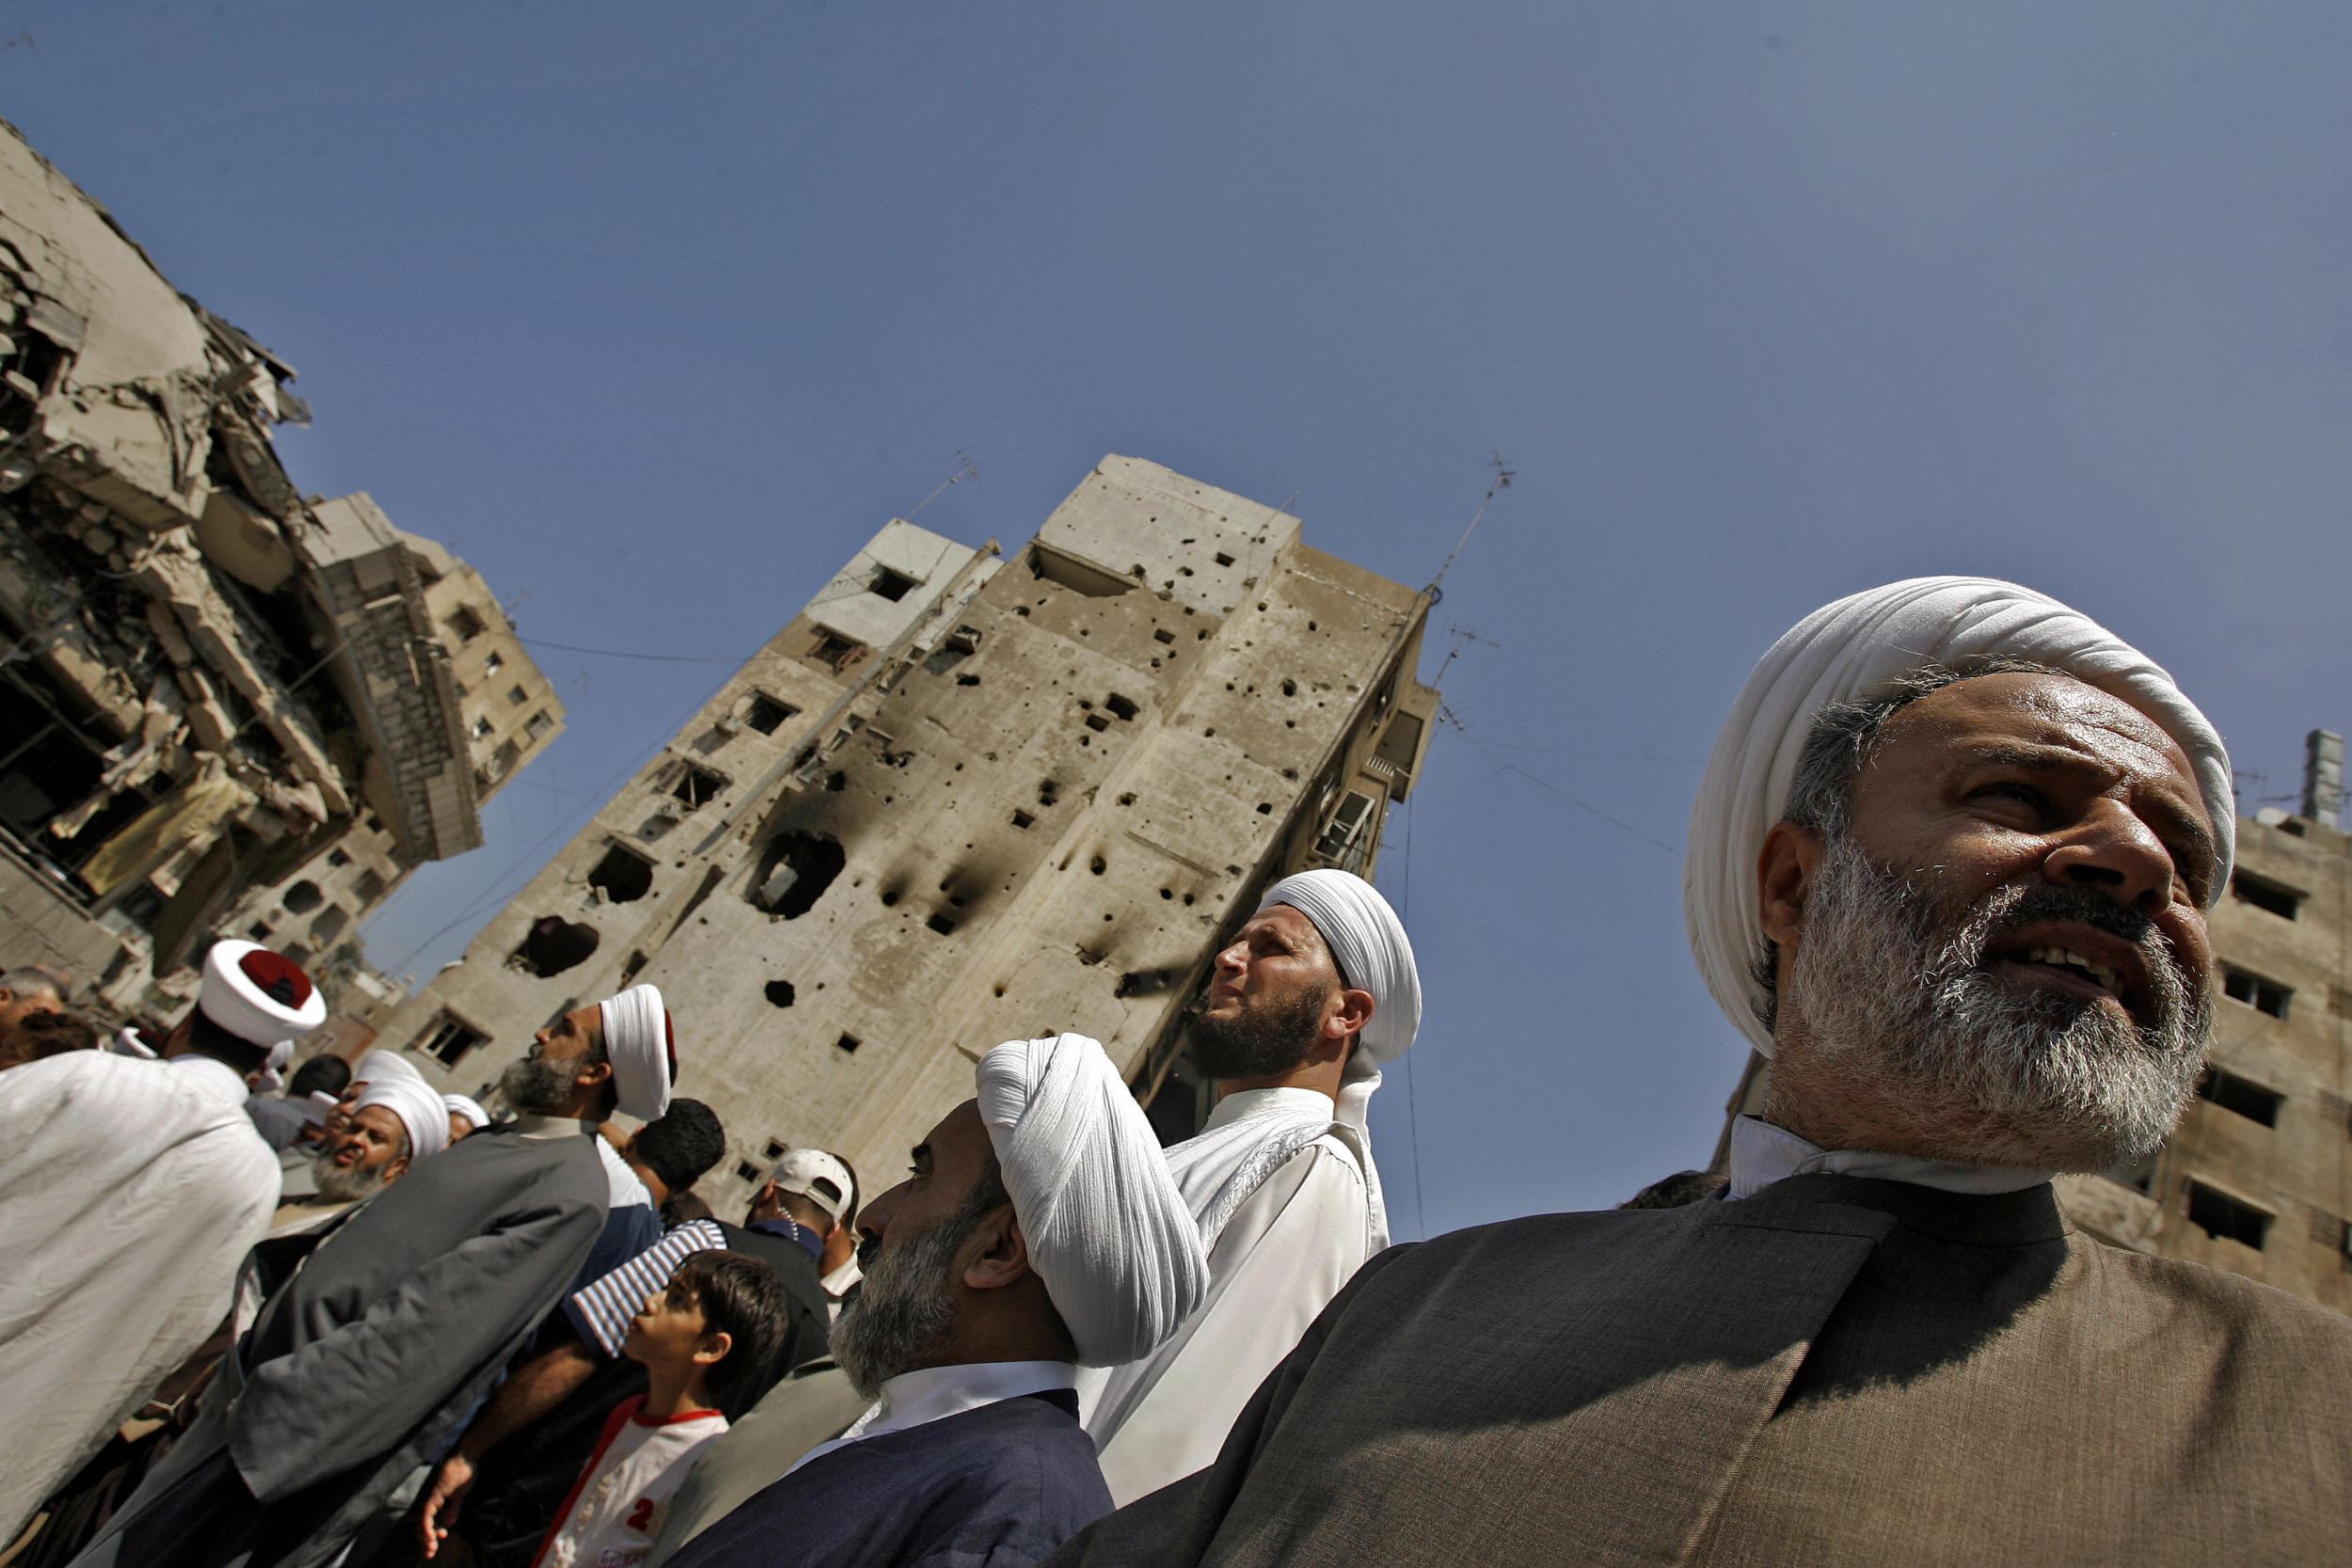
top-left (518, 637), bottom-right (739, 665)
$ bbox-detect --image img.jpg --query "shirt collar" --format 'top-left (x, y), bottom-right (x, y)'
top-left (1725, 1115), bottom-right (2053, 1201)
top-left (506, 1113), bottom-right (597, 1140)
top-left (862, 1360), bottom-right (1076, 1439)
top-left (1203, 1085), bottom-right (1335, 1132)
top-left (749, 1214), bottom-right (825, 1259)
top-left (168, 1053), bottom-right (251, 1106)
top-left (819, 1256), bottom-right (862, 1299)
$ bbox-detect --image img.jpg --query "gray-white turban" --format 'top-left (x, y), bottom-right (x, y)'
top-left (354, 1049), bottom-right (425, 1087)
top-left (598, 983), bottom-right (675, 1120)
top-left (442, 1093), bottom-right (490, 1133)
top-left (355, 1074), bottom-right (450, 1164)
top-left (977, 1033), bottom-right (1207, 1368)
top-left (1685, 575), bottom-right (2233, 1057)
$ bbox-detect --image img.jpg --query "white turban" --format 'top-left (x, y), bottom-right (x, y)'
top-left (597, 984), bottom-right (674, 1120)
top-left (443, 1094), bottom-right (490, 1133)
top-left (198, 940), bottom-right (326, 1047)
top-left (354, 1049), bottom-right (425, 1087)
top-left (355, 1074), bottom-right (450, 1164)
top-left (977, 1034), bottom-right (1207, 1368)
top-left (1686, 575), bottom-right (2234, 1057)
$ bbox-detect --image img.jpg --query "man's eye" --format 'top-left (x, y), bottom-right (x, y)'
top-left (1971, 782), bottom-right (2044, 808)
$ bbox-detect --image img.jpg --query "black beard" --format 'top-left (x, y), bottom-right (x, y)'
top-left (1185, 984), bottom-right (1330, 1081)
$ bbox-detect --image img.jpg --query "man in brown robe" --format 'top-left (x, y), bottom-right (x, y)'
top-left (1043, 577), bottom-right (2352, 1568)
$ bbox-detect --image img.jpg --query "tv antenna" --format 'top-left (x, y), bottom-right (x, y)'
top-left (1430, 624), bottom-right (1500, 688)
top-left (908, 451), bottom-right (981, 519)
top-left (1425, 451), bottom-right (1516, 603)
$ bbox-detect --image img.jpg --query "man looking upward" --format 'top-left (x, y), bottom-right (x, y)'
top-left (667, 1032), bottom-right (1205, 1568)
top-left (1045, 577), bottom-right (2352, 1567)
top-left (1081, 867), bottom-right (1420, 1505)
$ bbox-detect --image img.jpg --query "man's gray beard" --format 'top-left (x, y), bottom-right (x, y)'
top-left (311, 1154), bottom-right (392, 1204)
top-left (1783, 832), bottom-right (2210, 1172)
top-left (499, 1052), bottom-right (573, 1116)
top-left (829, 1206), bottom-right (976, 1400)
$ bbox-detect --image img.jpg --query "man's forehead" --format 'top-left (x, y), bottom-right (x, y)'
top-left (353, 1103), bottom-right (404, 1137)
top-left (1243, 903), bottom-right (1330, 953)
top-left (1878, 672), bottom-right (2199, 791)
top-left (920, 1099), bottom-right (986, 1161)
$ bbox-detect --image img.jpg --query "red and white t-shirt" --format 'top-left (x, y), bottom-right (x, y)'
top-left (533, 1395), bottom-right (729, 1568)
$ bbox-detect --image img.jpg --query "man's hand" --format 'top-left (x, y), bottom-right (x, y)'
top-left (418, 1452), bottom-right (475, 1560)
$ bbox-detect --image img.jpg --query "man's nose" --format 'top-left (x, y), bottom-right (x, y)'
top-left (1215, 940), bottom-right (1248, 975)
top-left (2042, 799), bottom-right (2177, 912)
top-left (858, 1181), bottom-right (906, 1242)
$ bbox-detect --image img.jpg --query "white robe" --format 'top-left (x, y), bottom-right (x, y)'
top-left (1081, 1086), bottom-right (1375, 1506)
top-left (0, 1051), bottom-right (279, 1539)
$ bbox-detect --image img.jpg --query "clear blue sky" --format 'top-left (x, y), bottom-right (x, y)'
top-left (9, 2), bottom-right (2346, 1236)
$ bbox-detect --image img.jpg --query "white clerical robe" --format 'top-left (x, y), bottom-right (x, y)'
top-left (0, 1051), bottom-right (279, 1539)
top-left (1082, 1087), bottom-right (1375, 1506)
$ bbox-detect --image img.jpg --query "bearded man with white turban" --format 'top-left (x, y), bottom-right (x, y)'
top-left (1073, 867), bottom-right (1419, 1505)
top-left (0, 941), bottom-right (318, 1545)
top-left (1044, 578), bottom-right (2352, 1568)
top-left (662, 1033), bottom-right (1204, 1568)
top-left (268, 1071), bottom-right (453, 1236)
top-left (70, 978), bottom-right (627, 1568)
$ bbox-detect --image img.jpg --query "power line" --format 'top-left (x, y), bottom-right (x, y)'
top-left (518, 637), bottom-right (740, 665)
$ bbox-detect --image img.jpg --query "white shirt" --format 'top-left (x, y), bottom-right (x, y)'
top-left (1724, 1115), bottom-right (2054, 1201)
top-left (0, 1050), bottom-right (279, 1541)
top-left (785, 1359), bottom-right (1076, 1479)
top-left (818, 1257), bottom-right (861, 1322)
top-left (537, 1395), bottom-right (727, 1568)
top-left (597, 1134), bottom-right (654, 1211)
top-left (1083, 1088), bottom-right (1374, 1506)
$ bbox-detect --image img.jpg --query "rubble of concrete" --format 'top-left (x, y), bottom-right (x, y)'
top-left (0, 118), bottom-right (560, 1022)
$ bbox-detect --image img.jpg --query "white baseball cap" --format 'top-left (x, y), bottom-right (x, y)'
top-left (767, 1148), bottom-right (855, 1226)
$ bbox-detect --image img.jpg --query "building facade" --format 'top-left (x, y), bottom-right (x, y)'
top-left (0, 118), bottom-right (557, 1023)
top-left (379, 454), bottom-right (1437, 1202)
top-left (1717, 731), bottom-right (2352, 1317)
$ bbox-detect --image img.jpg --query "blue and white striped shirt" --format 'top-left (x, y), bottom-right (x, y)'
top-left (563, 1215), bottom-right (823, 1357)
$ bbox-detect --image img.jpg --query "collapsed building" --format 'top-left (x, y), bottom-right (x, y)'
top-left (379, 454), bottom-right (1438, 1197)
top-left (0, 119), bottom-right (560, 1022)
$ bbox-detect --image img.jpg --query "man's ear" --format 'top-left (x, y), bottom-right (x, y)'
top-left (1322, 987), bottom-right (1374, 1053)
top-left (693, 1328), bottom-right (735, 1369)
top-left (576, 1057), bottom-right (615, 1090)
top-left (961, 1204), bottom-right (1032, 1292)
top-left (385, 1153), bottom-right (411, 1183)
top-left (1757, 821), bottom-right (1822, 950)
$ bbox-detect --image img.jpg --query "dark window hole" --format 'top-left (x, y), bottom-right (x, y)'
top-left (764, 980), bottom-right (796, 1008)
top-left (750, 831), bottom-right (846, 919)
top-left (746, 694), bottom-right (797, 735)
top-left (589, 843), bottom-right (655, 903)
top-left (513, 915), bottom-right (600, 977)
top-left (834, 1033), bottom-right (861, 1054)
top-left (927, 911), bottom-right (958, 935)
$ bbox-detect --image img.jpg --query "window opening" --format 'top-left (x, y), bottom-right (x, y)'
top-left (512, 914), bottom-right (600, 977)
top-left (2221, 966), bottom-right (2293, 1020)
top-left (2185, 1180), bottom-right (2271, 1250)
top-left (834, 1032), bottom-right (861, 1054)
top-left (422, 1013), bottom-right (487, 1069)
top-left (588, 842), bottom-right (656, 903)
top-left (2230, 872), bottom-right (2302, 920)
top-left (869, 566), bottom-right (919, 602)
top-left (746, 694), bottom-right (797, 735)
top-left (669, 763), bottom-right (726, 810)
top-left (810, 632), bottom-right (865, 672)
top-left (749, 831), bottom-right (846, 918)
top-left (2198, 1068), bottom-right (2283, 1128)
top-left (282, 879), bottom-right (324, 914)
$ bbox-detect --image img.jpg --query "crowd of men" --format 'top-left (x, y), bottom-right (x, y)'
top-left (2, 573), bottom-right (2349, 1568)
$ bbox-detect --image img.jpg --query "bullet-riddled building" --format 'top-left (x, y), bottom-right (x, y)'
top-left (379, 455), bottom-right (1438, 1200)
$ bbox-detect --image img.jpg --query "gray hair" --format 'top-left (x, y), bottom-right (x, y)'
top-left (1751, 657), bottom-right (2066, 1035)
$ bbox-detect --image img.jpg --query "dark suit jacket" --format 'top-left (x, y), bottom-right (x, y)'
top-left (1044, 1175), bottom-right (2352, 1568)
top-left (667, 1388), bottom-right (1110, 1568)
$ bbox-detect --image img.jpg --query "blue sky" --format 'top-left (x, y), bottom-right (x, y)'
top-left (9, 2), bottom-right (2346, 1234)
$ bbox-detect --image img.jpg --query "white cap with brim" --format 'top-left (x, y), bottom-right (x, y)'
top-left (768, 1148), bottom-right (855, 1226)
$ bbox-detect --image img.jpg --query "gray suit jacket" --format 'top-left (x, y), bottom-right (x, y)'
top-left (1044, 1175), bottom-right (2352, 1568)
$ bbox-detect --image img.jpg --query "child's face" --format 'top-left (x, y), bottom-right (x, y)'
top-left (624, 1279), bottom-right (713, 1371)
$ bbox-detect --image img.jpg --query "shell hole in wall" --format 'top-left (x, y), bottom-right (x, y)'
top-left (880, 889), bottom-right (900, 908)
top-left (1011, 810), bottom-right (1035, 830)
top-left (1256, 803), bottom-right (1273, 815)
top-left (589, 843), bottom-right (655, 903)
top-left (835, 1033), bottom-right (861, 1054)
top-left (1280, 679), bottom-right (1296, 697)
top-left (749, 831), bottom-right (846, 918)
top-left (283, 880), bottom-right (323, 914)
top-left (1090, 855), bottom-right (1106, 875)
top-left (764, 979), bottom-right (796, 1007)
top-left (513, 914), bottom-right (600, 977)
top-left (1153, 628), bottom-right (1175, 645)
top-left (1104, 693), bottom-right (1139, 721)
top-left (927, 911), bottom-right (958, 935)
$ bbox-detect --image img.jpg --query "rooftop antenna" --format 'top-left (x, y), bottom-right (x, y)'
top-left (1430, 624), bottom-right (1500, 688)
top-left (908, 451), bottom-right (980, 520)
top-left (1425, 451), bottom-right (1516, 604)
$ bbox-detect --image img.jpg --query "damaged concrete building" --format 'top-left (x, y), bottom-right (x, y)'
top-left (0, 119), bottom-right (560, 1022)
top-left (379, 454), bottom-right (1437, 1200)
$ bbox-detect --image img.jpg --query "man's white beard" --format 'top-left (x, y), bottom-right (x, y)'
top-left (1783, 832), bottom-right (2210, 1172)
top-left (311, 1153), bottom-right (392, 1204)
